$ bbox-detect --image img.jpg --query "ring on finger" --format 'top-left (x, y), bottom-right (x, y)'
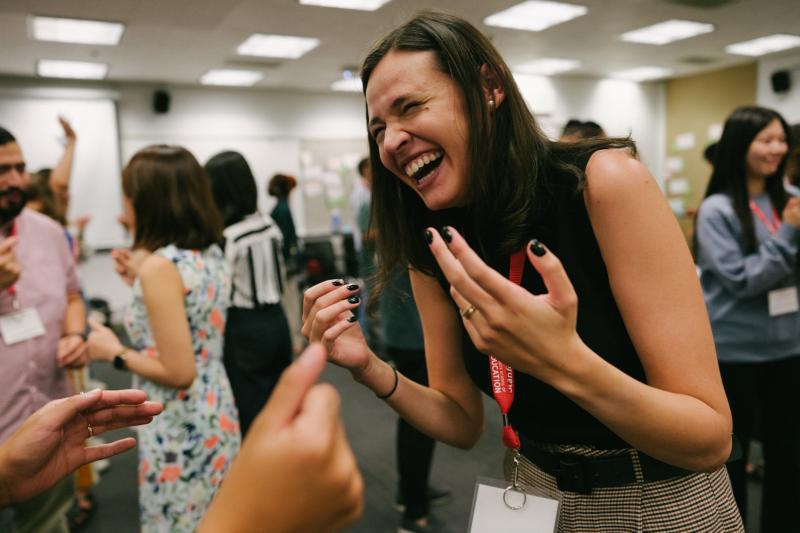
top-left (87, 423), bottom-right (94, 438)
top-left (460, 304), bottom-right (477, 319)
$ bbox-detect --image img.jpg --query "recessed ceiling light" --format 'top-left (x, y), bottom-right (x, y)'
top-left (30, 16), bottom-right (125, 45)
top-left (237, 34), bottom-right (320, 59)
top-left (200, 69), bottom-right (263, 86)
top-left (725, 34), bottom-right (800, 56)
top-left (610, 66), bottom-right (673, 82)
top-left (298, 0), bottom-right (391, 10)
top-left (37, 59), bottom-right (108, 79)
top-left (621, 19), bottom-right (714, 45)
top-left (515, 58), bottom-right (581, 75)
top-left (331, 78), bottom-right (363, 92)
top-left (484, 1), bottom-right (587, 32)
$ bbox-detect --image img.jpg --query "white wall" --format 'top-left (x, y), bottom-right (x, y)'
top-left (0, 75), bottom-right (666, 246)
top-left (757, 51), bottom-right (800, 123)
top-left (515, 74), bottom-right (666, 185)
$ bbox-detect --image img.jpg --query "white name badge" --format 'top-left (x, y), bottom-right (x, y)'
top-left (768, 287), bottom-right (799, 317)
top-left (0, 308), bottom-right (46, 345)
top-left (468, 477), bottom-right (559, 533)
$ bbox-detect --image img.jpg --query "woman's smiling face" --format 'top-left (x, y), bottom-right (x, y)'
top-left (365, 50), bottom-right (471, 211)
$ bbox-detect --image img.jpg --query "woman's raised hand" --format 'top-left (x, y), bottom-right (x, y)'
top-left (426, 226), bottom-right (584, 383)
top-left (781, 196), bottom-right (800, 228)
top-left (301, 280), bottom-right (372, 373)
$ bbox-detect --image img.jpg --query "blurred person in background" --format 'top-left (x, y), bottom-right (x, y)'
top-left (87, 145), bottom-right (240, 532)
top-left (206, 151), bottom-right (293, 435)
top-left (0, 125), bottom-right (87, 533)
top-left (695, 106), bottom-right (799, 532)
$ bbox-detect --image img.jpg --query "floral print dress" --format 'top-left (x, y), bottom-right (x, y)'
top-left (124, 245), bottom-right (240, 533)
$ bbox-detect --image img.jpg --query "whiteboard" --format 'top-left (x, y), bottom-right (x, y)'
top-left (0, 96), bottom-right (125, 249)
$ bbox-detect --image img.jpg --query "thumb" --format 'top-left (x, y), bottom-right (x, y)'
top-left (0, 236), bottom-right (18, 253)
top-left (526, 239), bottom-right (577, 311)
top-left (252, 343), bottom-right (327, 433)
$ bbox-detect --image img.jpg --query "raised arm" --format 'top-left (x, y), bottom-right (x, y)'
top-left (50, 117), bottom-right (76, 211)
top-left (301, 274), bottom-right (484, 448)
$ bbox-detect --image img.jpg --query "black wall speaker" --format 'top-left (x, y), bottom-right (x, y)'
top-left (153, 90), bottom-right (171, 114)
top-left (771, 70), bottom-right (791, 94)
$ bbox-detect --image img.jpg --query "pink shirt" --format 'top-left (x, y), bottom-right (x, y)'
top-left (0, 208), bottom-right (78, 442)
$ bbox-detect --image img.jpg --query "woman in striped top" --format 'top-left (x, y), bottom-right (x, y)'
top-left (205, 151), bottom-right (293, 435)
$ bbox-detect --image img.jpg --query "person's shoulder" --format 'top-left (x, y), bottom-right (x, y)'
top-left (139, 251), bottom-right (180, 284)
top-left (698, 193), bottom-right (733, 218)
top-left (19, 208), bottom-right (64, 237)
top-left (584, 148), bottom-right (646, 186)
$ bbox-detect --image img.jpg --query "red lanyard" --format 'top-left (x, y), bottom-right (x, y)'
top-left (489, 248), bottom-right (527, 450)
top-left (749, 199), bottom-right (780, 235)
top-left (4, 220), bottom-right (17, 301)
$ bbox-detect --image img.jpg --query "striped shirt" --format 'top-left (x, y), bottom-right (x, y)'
top-left (223, 212), bottom-right (285, 309)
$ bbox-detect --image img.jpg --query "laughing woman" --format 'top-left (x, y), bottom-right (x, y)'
top-left (302, 11), bottom-right (742, 533)
top-left (87, 146), bottom-right (240, 532)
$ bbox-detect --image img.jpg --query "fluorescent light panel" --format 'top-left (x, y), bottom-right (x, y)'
top-left (725, 34), bottom-right (800, 56)
top-left (201, 69), bottom-right (263, 86)
top-left (611, 66), bottom-right (672, 82)
top-left (237, 34), bottom-right (319, 59)
top-left (484, 1), bottom-right (587, 32)
top-left (37, 60), bottom-right (108, 79)
top-left (298, 0), bottom-right (391, 10)
top-left (31, 16), bottom-right (124, 45)
top-left (515, 58), bottom-right (580, 75)
top-left (331, 78), bottom-right (363, 92)
top-left (621, 19), bottom-right (714, 45)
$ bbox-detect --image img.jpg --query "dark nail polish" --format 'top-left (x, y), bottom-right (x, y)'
top-left (347, 296), bottom-right (361, 304)
top-left (347, 284), bottom-right (359, 291)
top-left (347, 314), bottom-right (358, 323)
top-left (425, 229), bottom-right (433, 244)
top-left (530, 239), bottom-right (546, 257)
top-left (332, 279), bottom-right (344, 286)
top-left (442, 226), bottom-right (453, 243)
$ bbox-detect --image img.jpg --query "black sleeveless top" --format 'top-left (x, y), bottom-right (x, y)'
top-left (439, 167), bottom-right (646, 449)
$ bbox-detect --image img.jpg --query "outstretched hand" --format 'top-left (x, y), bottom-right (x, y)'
top-left (200, 343), bottom-right (363, 533)
top-left (0, 389), bottom-right (162, 507)
top-left (426, 226), bottom-right (584, 382)
top-left (58, 116), bottom-right (76, 142)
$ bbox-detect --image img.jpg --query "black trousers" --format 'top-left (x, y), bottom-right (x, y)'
top-left (720, 356), bottom-right (800, 533)
top-left (223, 305), bottom-right (292, 436)
top-left (389, 347), bottom-right (436, 520)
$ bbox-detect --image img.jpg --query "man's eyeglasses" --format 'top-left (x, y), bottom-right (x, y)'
top-left (0, 163), bottom-right (26, 176)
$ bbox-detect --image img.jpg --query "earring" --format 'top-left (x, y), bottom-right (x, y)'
top-left (488, 98), bottom-right (495, 109)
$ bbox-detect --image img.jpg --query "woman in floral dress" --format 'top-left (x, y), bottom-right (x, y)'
top-left (87, 145), bottom-right (240, 532)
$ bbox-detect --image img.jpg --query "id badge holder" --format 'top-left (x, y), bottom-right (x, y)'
top-left (0, 301), bottom-right (46, 345)
top-left (468, 451), bottom-right (560, 533)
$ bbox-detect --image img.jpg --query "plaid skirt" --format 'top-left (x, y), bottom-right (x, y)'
top-left (504, 444), bottom-right (744, 532)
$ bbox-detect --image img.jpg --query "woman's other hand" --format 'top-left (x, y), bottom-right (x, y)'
top-left (111, 248), bottom-right (150, 287)
top-left (199, 343), bottom-right (363, 533)
top-left (426, 226), bottom-right (583, 383)
top-left (781, 196), bottom-right (800, 228)
top-left (301, 279), bottom-right (372, 375)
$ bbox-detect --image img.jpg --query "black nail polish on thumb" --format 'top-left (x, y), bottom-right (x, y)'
top-left (425, 229), bottom-right (433, 244)
top-left (442, 226), bottom-right (453, 243)
top-left (530, 239), bottom-right (546, 257)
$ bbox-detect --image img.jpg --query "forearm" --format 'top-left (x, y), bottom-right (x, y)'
top-left (555, 342), bottom-right (731, 471)
top-left (122, 348), bottom-right (193, 389)
top-left (355, 356), bottom-right (484, 449)
top-left (63, 294), bottom-right (86, 335)
top-left (50, 139), bottom-right (75, 207)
